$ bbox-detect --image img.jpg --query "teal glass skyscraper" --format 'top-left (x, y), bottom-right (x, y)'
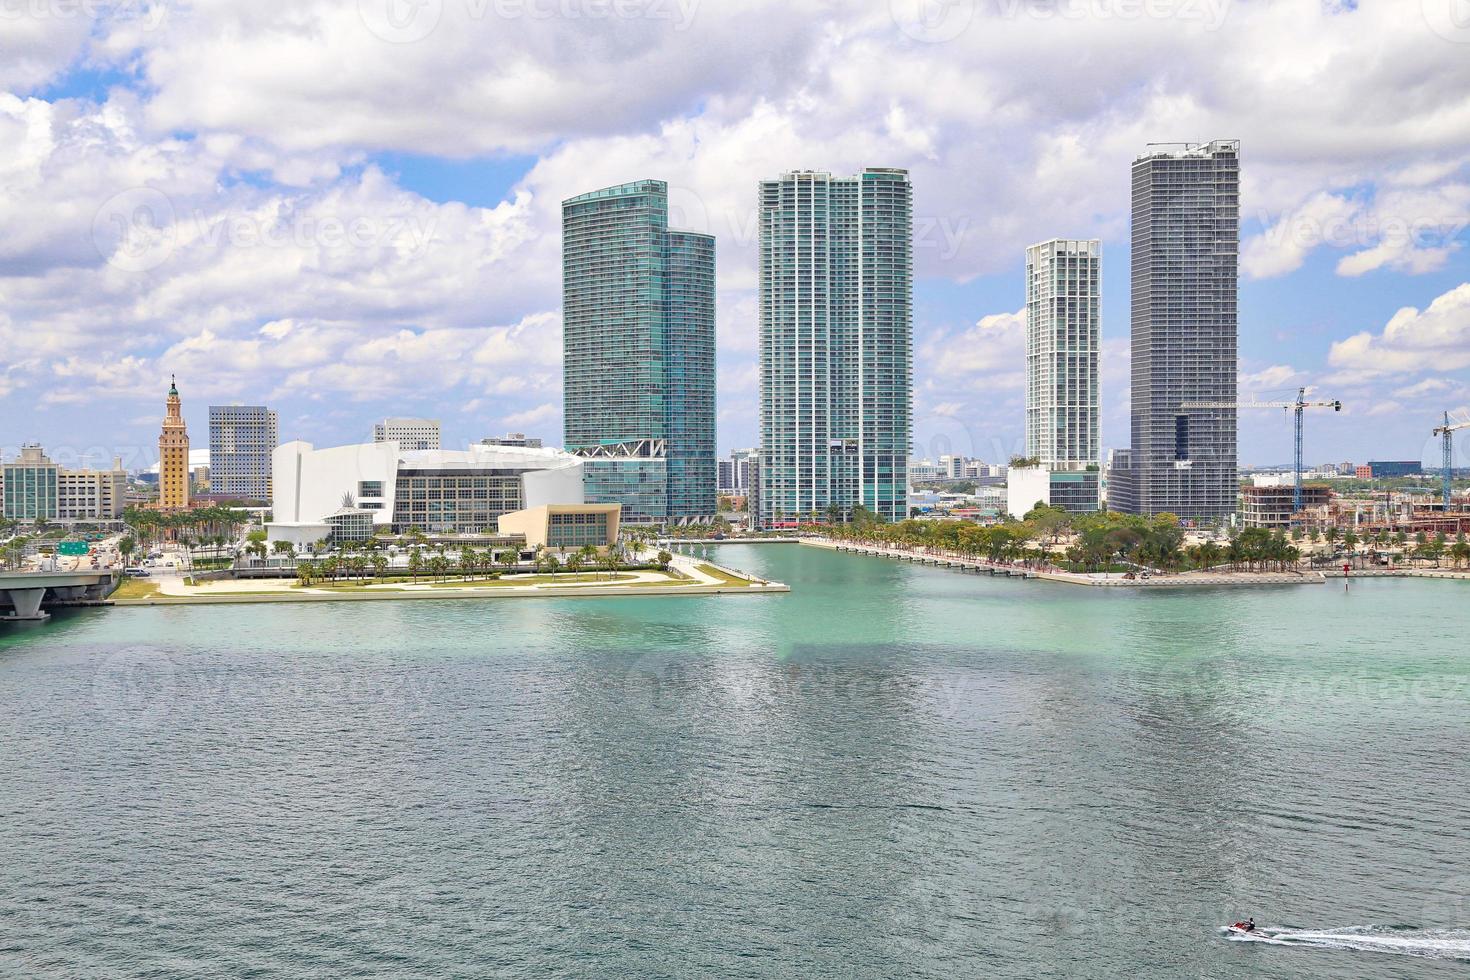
top-left (757, 168), bottom-right (913, 526)
top-left (562, 179), bottom-right (716, 523)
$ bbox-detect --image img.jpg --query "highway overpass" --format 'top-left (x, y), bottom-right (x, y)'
top-left (0, 570), bottom-right (118, 622)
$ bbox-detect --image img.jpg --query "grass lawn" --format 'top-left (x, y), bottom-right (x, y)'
top-left (692, 563), bottom-right (761, 587)
top-left (296, 572), bottom-right (653, 591)
top-left (110, 578), bottom-right (160, 600)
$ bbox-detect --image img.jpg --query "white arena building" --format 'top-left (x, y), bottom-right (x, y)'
top-left (267, 441), bottom-right (587, 547)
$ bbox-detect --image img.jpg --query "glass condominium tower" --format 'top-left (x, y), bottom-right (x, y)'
top-left (562, 179), bottom-right (716, 523)
top-left (1025, 239), bottom-right (1100, 511)
top-left (757, 168), bottom-right (913, 526)
top-left (1110, 141), bottom-right (1239, 519)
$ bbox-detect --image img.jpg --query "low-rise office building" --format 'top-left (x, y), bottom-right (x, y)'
top-left (1, 444), bottom-right (127, 522)
top-left (267, 441), bottom-right (590, 546)
top-left (1366, 460), bottom-right (1423, 479)
top-left (480, 432), bottom-right (543, 449)
top-left (372, 418), bottom-right (441, 451)
top-left (1006, 464), bottom-right (1099, 518)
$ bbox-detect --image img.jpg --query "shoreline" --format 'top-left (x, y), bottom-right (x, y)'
top-left (110, 557), bottom-right (788, 607)
top-left (113, 579), bottom-right (789, 606)
top-left (803, 539), bottom-right (1332, 588)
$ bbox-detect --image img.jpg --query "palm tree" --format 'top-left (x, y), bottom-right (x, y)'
top-left (429, 555), bottom-right (450, 581)
top-left (600, 547), bottom-right (622, 580)
top-left (565, 551), bottom-right (583, 577)
top-left (577, 543), bottom-right (598, 572)
top-left (372, 555), bottom-right (388, 582)
top-left (499, 547), bottom-right (519, 574)
top-left (459, 547), bottom-right (479, 581)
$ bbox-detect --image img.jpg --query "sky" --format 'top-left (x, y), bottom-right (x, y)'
top-left (2, 0), bottom-right (1469, 474)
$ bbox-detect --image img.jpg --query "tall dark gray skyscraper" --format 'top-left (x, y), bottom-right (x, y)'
top-left (561, 179), bottom-right (716, 523)
top-left (1109, 141), bottom-right (1239, 519)
top-left (757, 168), bottom-right (913, 527)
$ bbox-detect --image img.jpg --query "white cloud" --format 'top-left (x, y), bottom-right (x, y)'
top-left (501, 402), bottom-right (559, 429)
top-left (920, 307), bottom-right (1026, 384)
top-left (1366, 400), bottom-right (1405, 417)
top-left (1240, 363), bottom-right (1306, 393)
top-left (1393, 377), bottom-right (1457, 399)
top-left (3, 0), bottom-right (1470, 458)
top-left (1328, 282), bottom-right (1470, 377)
top-left (1243, 193), bottom-right (1360, 279)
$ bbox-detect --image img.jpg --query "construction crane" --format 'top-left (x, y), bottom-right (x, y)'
top-left (1432, 412), bottom-right (1470, 508)
top-left (1180, 387), bottom-right (1343, 513)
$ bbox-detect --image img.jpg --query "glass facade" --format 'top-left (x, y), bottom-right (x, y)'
top-left (2, 455), bottom-right (59, 521)
top-left (391, 470), bottom-right (524, 534)
top-left (578, 458), bottom-right (667, 524)
top-left (562, 179), bottom-right (716, 523)
top-left (757, 169), bottom-right (912, 526)
top-left (326, 510), bottom-right (375, 543)
top-left (546, 511), bottom-right (611, 549)
top-left (1111, 141), bottom-right (1239, 519)
top-left (1048, 471), bottom-right (1101, 514)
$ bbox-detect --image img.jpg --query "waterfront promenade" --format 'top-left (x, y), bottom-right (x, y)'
top-left (803, 538), bottom-right (1331, 587)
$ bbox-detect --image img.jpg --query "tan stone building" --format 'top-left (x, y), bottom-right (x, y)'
top-left (497, 503), bottom-right (621, 551)
top-left (158, 376), bottom-right (190, 510)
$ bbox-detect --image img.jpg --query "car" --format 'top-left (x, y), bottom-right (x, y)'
top-left (125, 568), bottom-right (150, 577)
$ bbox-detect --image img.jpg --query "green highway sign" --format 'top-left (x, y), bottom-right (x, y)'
top-left (57, 541), bottom-right (89, 556)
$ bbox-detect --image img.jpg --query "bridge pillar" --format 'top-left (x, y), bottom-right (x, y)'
top-left (3, 588), bottom-right (49, 621)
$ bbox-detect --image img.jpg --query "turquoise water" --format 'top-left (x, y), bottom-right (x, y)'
top-left (1, 543), bottom-right (1467, 978)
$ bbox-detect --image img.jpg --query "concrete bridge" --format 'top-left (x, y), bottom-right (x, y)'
top-left (0, 570), bottom-right (118, 622)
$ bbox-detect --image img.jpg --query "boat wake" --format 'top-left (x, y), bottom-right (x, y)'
top-left (1225, 925), bottom-right (1470, 960)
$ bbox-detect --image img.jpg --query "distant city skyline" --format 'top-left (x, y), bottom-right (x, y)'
top-left (3, 4), bottom-right (1468, 472)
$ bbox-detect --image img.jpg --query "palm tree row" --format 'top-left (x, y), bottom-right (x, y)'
top-left (816, 507), bottom-right (1317, 575)
top-left (123, 503), bottom-right (251, 553)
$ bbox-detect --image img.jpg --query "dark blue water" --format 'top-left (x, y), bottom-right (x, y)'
top-left (1, 544), bottom-right (1467, 978)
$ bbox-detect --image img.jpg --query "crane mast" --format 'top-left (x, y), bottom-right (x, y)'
top-left (1432, 412), bottom-right (1470, 508)
top-left (1180, 387), bottom-right (1342, 516)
